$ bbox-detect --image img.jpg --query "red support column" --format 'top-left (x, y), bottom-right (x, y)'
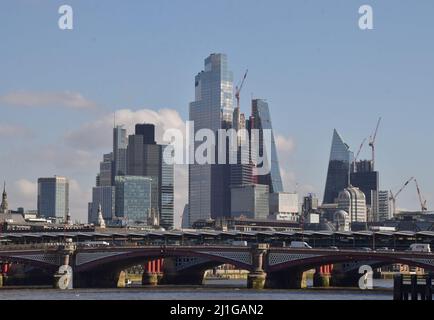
top-left (156, 259), bottom-right (161, 274)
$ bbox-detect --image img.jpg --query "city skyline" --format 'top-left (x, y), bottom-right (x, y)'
top-left (1, 1), bottom-right (434, 226)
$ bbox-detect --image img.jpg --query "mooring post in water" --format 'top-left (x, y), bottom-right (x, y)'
top-left (410, 275), bottom-right (418, 300)
top-left (426, 274), bottom-right (433, 301)
top-left (393, 274), bottom-right (403, 300)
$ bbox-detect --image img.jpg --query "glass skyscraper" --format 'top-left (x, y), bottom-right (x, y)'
top-left (350, 160), bottom-right (379, 222)
top-left (251, 99), bottom-right (284, 194)
top-left (115, 176), bottom-right (152, 224)
top-left (113, 125), bottom-right (127, 180)
top-left (98, 153), bottom-right (113, 187)
top-left (89, 186), bottom-right (115, 224)
top-left (323, 129), bottom-right (354, 204)
top-left (189, 53), bottom-right (234, 225)
top-left (37, 176), bottom-right (69, 222)
top-left (126, 124), bottom-right (174, 229)
top-left (160, 144), bottom-right (174, 230)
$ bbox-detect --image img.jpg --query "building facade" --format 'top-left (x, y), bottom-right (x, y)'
top-left (37, 176), bottom-right (69, 223)
top-left (378, 190), bottom-right (391, 221)
top-left (98, 153), bottom-right (114, 187)
top-left (189, 53), bottom-right (234, 225)
top-left (113, 125), bottom-right (128, 180)
top-left (250, 99), bottom-right (284, 194)
top-left (337, 186), bottom-right (367, 223)
top-left (269, 192), bottom-right (299, 221)
top-left (230, 184), bottom-right (269, 220)
top-left (126, 123), bottom-right (174, 229)
top-left (323, 129), bottom-right (354, 204)
top-left (350, 159), bottom-right (379, 222)
top-left (115, 176), bottom-right (153, 224)
top-left (88, 186), bottom-right (115, 224)
top-left (160, 144), bottom-right (174, 230)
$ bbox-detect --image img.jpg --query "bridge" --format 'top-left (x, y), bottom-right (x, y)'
top-left (1, 229), bottom-right (434, 250)
top-left (1, 235), bottom-right (433, 289)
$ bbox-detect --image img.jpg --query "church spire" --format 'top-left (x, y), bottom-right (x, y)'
top-left (1, 181), bottom-right (8, 214)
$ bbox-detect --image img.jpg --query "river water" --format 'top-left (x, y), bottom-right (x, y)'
top-left (0, 279), bottom-right (393, 300)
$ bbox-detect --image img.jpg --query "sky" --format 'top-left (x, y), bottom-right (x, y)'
top-left (1, 0), bottom-right (433, 226)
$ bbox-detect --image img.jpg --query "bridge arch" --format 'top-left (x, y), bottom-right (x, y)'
top-left (0, 251), bottom-right (62, 272)
top-left (74, 247), bottom-right (252, 273)
top-left (266, 251), bottom-right (434, 274)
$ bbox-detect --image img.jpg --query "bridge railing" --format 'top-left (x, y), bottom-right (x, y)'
top-left (0, 243), bottom-right (60, 251)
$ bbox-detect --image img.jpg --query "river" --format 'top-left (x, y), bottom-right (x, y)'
top-left (0, 279), bottom-right (393, 300)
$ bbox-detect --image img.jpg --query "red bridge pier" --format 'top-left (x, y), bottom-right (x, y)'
top-left (313, 264), bottom-right (333, 287)
top-left (142, 259), bottom-right (163, 286)
top-left (0, 263), bottom-right (10, 287)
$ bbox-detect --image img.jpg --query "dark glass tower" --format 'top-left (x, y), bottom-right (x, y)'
top-left (350, 160), bottom-right (379, 221)
top-left (323, 129), bottom-right (354, 204)
top-left (251, 99), bottom-right (283, 194)
top-left (113, 125), bottom-right (127, 179)
top-left (126, 124), bottom-right (174, 229)
top-left (135, 123), bottom-right (156, 145)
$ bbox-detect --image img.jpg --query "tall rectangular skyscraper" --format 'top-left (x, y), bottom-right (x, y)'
top-left (98, 153), bottom-right (113, 187)
top-left (323, 129), bottom-right (354, 204)
top-left (37, 176), bottom-right (69, 223)
top-left (113, 125), bottom-right (127, 180)
top-left (126, 123), bottom-right (174, 229)
top-left (160, 144), bottom-right (174, 230)
top-left (350, 160), bottom-right (379, 222)
top-left (189, 53), bottom-right (234, 225)
top-left (89, 186), bottom-right (115, 224)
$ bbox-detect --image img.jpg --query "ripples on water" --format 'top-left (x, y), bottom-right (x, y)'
top-left (0, 279), bottom-right (393, 300)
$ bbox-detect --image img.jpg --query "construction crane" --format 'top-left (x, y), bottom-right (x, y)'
top-left (414, 179), bottom-right (428, 212)
top-left (368, 117), bottom-right (382, 170)
top-left (233, 69), bottom-right (248, 130)
top-left (352, 137), bottom-right (368, 172)
top-left (389, 177), bottom-right (414, 216)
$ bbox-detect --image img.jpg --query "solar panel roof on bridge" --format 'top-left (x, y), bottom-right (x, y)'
top-left (1, 230), bottom-right (434, 241)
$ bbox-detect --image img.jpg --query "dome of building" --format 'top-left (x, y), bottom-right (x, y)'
top-left (334, 209), bottom-right (349, 221)
top-left (338, 186), bottom-right (366, 201)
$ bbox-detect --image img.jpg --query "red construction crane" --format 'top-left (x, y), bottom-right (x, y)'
top-left (369, 117), bottom-right (382, 170)
top-left (234, 69), bottom-right (248, 130)
top-left (389, 177), bottom-right (414, 216)
top-left (414, 179), bottom-right (428, 212)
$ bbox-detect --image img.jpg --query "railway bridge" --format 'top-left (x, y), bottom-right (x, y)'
top-left (1, 242), bottom-right (433, 289)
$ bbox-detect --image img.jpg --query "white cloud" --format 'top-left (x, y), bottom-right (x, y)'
top-left (65, 108), bottom-right (185, 150)
top-left (0, 124), bottom-right (31, 137)
top-left (69, 179), bottom-right (92, 223)
top-left (0, 91), bottom-right (98, 109)
top-left (14, 179), bottom-right (37, 199)
top-left (275, 134), bottom-right (295, 153)
top-left (5, 179), bottom-right (38, 211)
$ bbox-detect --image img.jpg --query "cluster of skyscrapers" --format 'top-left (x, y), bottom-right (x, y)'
top-left (1, 53), bottom-right (399, 232)
top-left (322, 129), bottom-right (390, 230)
top-left (186, 53), bottom-right (298, 228)
top-left (88, 124), bottom-right (174, 230)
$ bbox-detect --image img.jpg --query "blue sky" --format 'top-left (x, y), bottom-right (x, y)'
top-left (1, 0), bottom-right (433, 224)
